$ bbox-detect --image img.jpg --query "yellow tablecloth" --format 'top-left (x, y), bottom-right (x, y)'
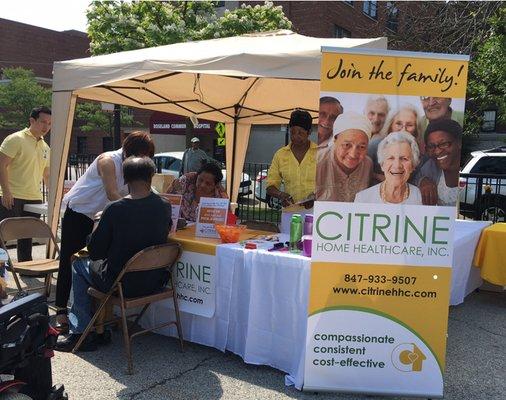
top-left (473, 223), bottom-right (506, 286)
top-left (169, 225), bottom-right (274, 255)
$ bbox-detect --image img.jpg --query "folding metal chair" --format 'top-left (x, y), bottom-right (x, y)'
top-left (0, 217), bottom-right (59, 297)
top-left (73, 242), bottom-right (183, 374)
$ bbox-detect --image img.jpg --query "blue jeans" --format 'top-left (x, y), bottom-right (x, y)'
top-left (68, 258), bottom-right (94, 334)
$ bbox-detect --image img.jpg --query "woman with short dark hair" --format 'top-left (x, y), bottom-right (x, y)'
top-left (164, 161), bottom-right (228, 222)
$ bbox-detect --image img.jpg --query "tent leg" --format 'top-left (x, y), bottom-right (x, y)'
top-left (229, 105), bottom-right (239, 201)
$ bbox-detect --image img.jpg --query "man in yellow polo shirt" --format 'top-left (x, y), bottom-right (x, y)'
top-left (266, 109), bottom-right (317, 208)
top-left (0, 106), bottom-right (51, 261)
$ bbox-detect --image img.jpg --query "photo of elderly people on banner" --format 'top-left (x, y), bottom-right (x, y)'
top-left (316, 93), bottom-right (465, 207)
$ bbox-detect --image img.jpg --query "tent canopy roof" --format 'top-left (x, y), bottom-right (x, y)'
top-left (53, 30), bottom-right (387, 124)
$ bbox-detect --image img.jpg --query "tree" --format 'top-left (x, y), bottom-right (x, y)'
top-left (203, 2), bottom-right (292, 39)
top-left (86, 1), bottom-right (292, 55)
top-left (466, 6), bottom-right (506, 135)
top-left (384, 1), bottom-right (504, 137)
top-left (75, 102), bottom-right (136, 134)
top-left (385, 2), bottom-right (502, 55)
top-left (0, 68), bottom-right (51, 130)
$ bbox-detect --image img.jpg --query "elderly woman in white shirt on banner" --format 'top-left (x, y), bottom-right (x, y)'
top-left (316, 112), bottom-right (373, 202)
top-left (355, 131), bottom-right (422, 205)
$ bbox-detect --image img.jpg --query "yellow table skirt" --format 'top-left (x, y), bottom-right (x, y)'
top-left (169, 225), bottom-right (275, 255)
top-left (473, 223), bottom-right (506, 286)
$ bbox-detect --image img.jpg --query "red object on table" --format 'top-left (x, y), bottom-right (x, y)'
top-left (226, 213), bottom-right (238, 225)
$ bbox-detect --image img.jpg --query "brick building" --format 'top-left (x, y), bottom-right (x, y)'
top-left (0, 18), bottom-right (111, 155)
top-left (275, 1), bottom-right (404, 40)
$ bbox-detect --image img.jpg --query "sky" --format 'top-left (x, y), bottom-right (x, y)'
top-left (0, 0), bottom-right (90, 32)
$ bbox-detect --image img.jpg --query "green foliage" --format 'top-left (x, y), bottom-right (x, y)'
top-left (466, 6), bottom-right (506, 136)
top-left (75, 102), bottom-right (135, 133)
top-left (0, 68), bottom-right (51, 130)
top-left (202, 2), bottom-right (292, 39)
top-left (86, 1), bottom-right (291, 55)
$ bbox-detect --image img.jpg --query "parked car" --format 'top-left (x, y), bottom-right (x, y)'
top-left (254, 169), bottom-right (283, 209)
top-left (459, 146), bottom-right (506, 222)
top-left (153, 152), bottom-right (252, 198)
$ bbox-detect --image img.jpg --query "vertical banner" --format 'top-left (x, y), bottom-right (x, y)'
top-left (304, 48), bottom-right (469, 397)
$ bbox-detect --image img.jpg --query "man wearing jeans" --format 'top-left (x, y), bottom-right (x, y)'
top-left (0, 106), bottom-right (51, 261)
top-left (56, 157), bottom-right (172, 351)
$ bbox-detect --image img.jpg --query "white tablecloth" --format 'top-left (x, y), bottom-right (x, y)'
top-left (141, 219), bottom-right (488, 390)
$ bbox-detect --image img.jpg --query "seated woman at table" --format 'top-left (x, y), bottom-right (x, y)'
top-left (355, 131), bottom-right (422, 205)
top-left (164, 161), bottom-right (228, 222)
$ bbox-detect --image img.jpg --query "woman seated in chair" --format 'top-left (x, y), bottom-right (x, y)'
top-left (56, 156), bottom-right (172, 352)
top-left (163, 161), bottom-right (228, 222)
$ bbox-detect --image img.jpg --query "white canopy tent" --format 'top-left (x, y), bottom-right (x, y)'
top-left (49, 30), bottom-right (387, 234)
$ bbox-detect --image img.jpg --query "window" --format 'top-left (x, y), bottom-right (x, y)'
top-left (335, 25), bottom-right (351, 38)
top-left (470, 157), bottom-right (506, 174)
top-left (481, 110), bottom-right (497, 132)
top-left (363, 0), bottom-right (378, 19)
top-left (170, 158), bottom-right (182, 172)
top-left (386, 2), bottom-right (399, 32)
top-left (77, 137), bottom-right (87, 154)
top-left (102, 137), bottom-right (113, 152)
top-left (344, 0), bottom-right (353, 5)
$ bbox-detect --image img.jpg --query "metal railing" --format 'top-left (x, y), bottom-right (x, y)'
top-left (45, 157), bottom-right (506, 225)
top-left (237, 163), bottom-right (281, 224)
top-left (458, 172), bottom-right (506, 223)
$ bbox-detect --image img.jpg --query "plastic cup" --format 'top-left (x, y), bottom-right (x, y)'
top-left (302, 235), bottom-right (312, 257)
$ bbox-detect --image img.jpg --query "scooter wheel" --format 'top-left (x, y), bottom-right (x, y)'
top-left (0, 393), bottom-right (33, 400)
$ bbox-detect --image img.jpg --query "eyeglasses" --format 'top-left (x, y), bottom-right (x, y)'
top-left (426, 141), bottom-right (452, 151)
top-left (393, 121), bottom-right (416, 131)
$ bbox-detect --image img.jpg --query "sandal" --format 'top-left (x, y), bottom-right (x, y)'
top-left (54, 308), bottom-right (69, 334)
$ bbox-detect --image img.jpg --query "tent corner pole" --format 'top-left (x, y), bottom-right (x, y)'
top-left (230, 104), bottom-right (239, 209)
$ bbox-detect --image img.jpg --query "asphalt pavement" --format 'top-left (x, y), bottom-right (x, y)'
top-left (3, 245), bottom-right (505, 400)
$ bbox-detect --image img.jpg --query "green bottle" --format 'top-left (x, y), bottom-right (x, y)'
top-left (290, 214), bottom-right (302, 253)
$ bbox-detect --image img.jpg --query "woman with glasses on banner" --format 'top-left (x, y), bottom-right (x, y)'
top-left (370, 104), bottom-right (424, 184)
top-left (316, 112), bottom-right (373, 202)
top-left (355, 131), bottom-right (422, 205)
top-left (416, 119), bottom-right (463, 206)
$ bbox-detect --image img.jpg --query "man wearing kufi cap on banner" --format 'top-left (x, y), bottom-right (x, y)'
top-left (317, 96), bottom-right (343, 148)
top-left (266, 109), bottom-right (317, 208)
top-left (179, 136), bottom-right (215, 176)
top-left (316, 112), bottom-right (373, 202)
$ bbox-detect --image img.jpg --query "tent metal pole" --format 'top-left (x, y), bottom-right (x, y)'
top-left (230, 104), bottom-right (239, 202)
top-left (113, 104), bottom-right (121, 148)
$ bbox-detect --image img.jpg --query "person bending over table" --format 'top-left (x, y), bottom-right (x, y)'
top-left (55, 157), bottom-right (172, 352)
top-left (355, 131), bottom-right (422, 205)
top-left (54, 131), bottom-right (155, 332)
top-left (266, 109), bottom-right (317, 208)
top-left (164, 161), bottom-right (228, 222)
